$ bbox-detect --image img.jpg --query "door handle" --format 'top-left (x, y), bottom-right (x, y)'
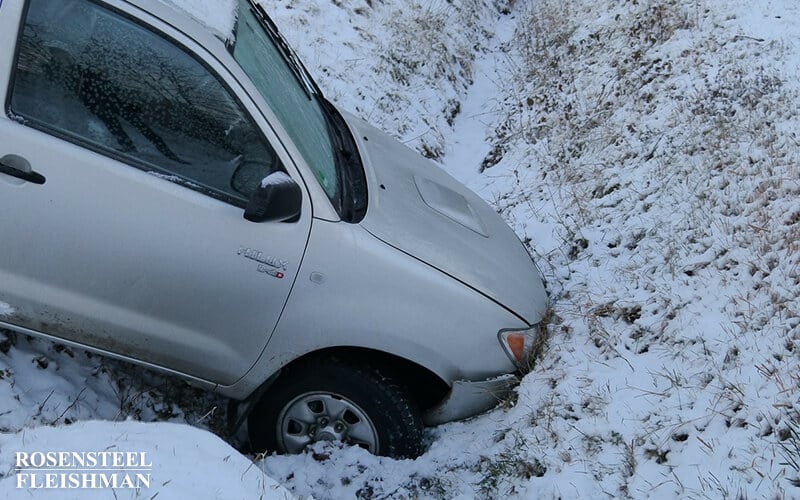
top-left (0, 155), bottom-right (46, 185)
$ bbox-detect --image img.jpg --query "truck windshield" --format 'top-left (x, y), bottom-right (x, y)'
top-left (230, 0), bottom-right (368, 222)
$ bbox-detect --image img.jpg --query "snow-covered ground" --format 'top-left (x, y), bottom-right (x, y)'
top-left (2, 0), bottom-right (799, 498)
top-left (263, 0), bottom-right (800, 497)
top-left (0, 421), bottom-right (291, 498)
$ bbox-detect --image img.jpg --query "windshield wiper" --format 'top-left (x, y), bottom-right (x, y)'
top-left (246, 0), bottom-right (320, 100)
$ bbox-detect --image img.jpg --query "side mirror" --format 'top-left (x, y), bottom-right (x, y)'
top-left (243, 171), bottom-right (302, 223)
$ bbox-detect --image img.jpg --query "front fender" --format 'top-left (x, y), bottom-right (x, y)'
top-left (221, 221), bottom-right (523, 400)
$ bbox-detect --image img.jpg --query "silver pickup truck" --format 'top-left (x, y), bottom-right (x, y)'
top-left (0, 0), bottom-right (548, 457)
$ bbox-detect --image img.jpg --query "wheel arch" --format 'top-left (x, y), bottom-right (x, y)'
top-left (289, 346), bottom-right (451, 411)
top-left (229, 345), bottom-right (451, 436)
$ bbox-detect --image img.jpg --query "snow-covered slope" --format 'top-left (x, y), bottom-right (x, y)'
top-left (263, 0), bottom-right (499, 160)
top-left (2, 0), bottom-right (799, 498)
top-left (262, 0), bottom-right (800, 498)
top-left (0, 421), bottom-right (291, 499)
top-left (474, 1), bottom-right (800, 497)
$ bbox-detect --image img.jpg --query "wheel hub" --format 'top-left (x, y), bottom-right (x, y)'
top-left (309, 417), bottom-right (346, 441)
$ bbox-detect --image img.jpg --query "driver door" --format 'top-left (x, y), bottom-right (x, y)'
top-left (0, 0), bottom-right (311, 385)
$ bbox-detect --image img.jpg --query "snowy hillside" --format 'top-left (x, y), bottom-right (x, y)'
top-left (1, 0), bottom-right (798, 498)
top-left (263, 0), bottom-right (800, 497)
top-left (263, 0), bottom-right (499, 160)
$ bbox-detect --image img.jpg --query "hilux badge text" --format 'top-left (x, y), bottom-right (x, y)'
top-left (238, 247), bottom-right (288, 279)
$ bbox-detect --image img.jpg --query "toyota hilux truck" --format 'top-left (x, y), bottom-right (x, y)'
top-left (0, 0), bottom-right (548, 457)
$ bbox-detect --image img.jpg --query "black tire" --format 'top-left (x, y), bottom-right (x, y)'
top-left (248, 358), bottom-right (424, 458)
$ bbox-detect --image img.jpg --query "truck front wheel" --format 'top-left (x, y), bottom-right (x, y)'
top-left (248, 358), bottom-right (424, 458)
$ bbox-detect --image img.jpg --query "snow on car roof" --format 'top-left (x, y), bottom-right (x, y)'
top-left (156, 0), bottom-right (238, 39)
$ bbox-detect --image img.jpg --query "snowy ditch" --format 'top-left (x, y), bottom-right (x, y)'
top-left (1, 0), bottom-right (799, 498)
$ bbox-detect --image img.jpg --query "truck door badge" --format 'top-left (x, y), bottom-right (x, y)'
top-left (238, 247), bottom-right (288, 279)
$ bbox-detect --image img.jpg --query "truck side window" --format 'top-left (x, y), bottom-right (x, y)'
top-left (10, 0), bottom-right (279, 204)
